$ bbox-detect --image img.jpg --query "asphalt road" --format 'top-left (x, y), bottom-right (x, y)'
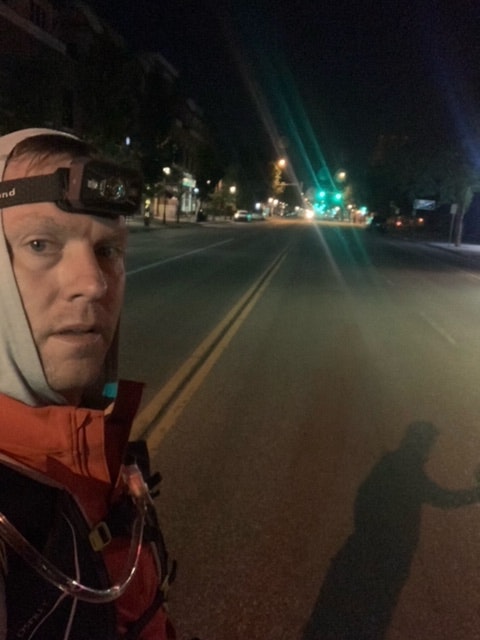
top-left (120, 219), bottom-right (480, 640)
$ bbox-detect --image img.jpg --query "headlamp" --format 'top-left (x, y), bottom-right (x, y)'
top-left (0, 157), bottom-right (143, 218)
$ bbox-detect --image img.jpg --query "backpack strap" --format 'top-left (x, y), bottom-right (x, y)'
top-left (88, 440), bottom-right (177, 640)
top-left (0, 462), bottom-right (117, 640)
top-left (121, 440), bottom-right (177, 639)
top-left (0, 440), bottom-right (175, 640)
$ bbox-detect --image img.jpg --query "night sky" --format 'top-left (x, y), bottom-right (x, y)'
top-left (88, 0), bottom-right (480, 188)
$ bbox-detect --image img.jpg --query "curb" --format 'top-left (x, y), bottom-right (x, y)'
top-left (126, 219), bottom-right (200, 232)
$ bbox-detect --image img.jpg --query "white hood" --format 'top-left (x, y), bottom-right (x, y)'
top-left (0, 128), bottom-right (117, 407)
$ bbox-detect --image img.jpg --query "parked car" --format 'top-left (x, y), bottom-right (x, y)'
top-left (233, 209), bottom-right (252, 222)
top-left (396, 215), bottom-right (425, 228)
top-left (366, 214), bottom-right (387, 233)
top-left (250, 210), bottom-right (267, 221)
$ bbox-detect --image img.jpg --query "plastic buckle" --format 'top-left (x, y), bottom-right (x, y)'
top-left (89, 521), bottom-right (112, 552)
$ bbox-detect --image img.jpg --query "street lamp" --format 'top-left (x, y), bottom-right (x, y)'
top-left (228, 185), bottom-right (237, 216)
top-left (162, 167), bottom-right (171, 224)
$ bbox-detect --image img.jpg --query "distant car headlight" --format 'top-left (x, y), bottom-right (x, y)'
top-left (306, 210), bottom-right (314, 219)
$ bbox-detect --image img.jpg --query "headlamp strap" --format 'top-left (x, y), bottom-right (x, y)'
top-left (0, 172), bottom-right (65, 209)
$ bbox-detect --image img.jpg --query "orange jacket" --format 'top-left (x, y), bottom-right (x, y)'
top-left (0, 381), bottom-right (175, 639)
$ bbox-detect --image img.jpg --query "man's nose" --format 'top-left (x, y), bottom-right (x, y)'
top-left (63, 246), bottom-right (108, 300)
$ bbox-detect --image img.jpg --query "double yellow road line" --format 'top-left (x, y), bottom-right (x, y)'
top-left (131, 248), bottom-right (288, 451)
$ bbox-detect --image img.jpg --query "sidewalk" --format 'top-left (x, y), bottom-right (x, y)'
top-left (387, 228), bottom-right (480, 264)
top-left (125, 215), bottom-right (232, 232)
top-left (427, 241), bottom-right (480, 261)
top-left (125, 215), bottom-right (200, 232)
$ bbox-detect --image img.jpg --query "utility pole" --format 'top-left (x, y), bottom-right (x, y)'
top-left (454, 186), bottom-right (473, 247)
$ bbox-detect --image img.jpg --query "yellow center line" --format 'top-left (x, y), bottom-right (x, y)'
top-left (131, 249), bottom-right (289, 450)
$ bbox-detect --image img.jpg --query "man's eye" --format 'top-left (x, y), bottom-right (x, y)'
top-left (29, 240), bottom-right (48, 252)
top-left (97, 245), bottom-right (124, 259)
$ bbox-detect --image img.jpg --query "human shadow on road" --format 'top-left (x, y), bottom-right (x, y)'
top-left (302, 421), bottom-right (480, 640)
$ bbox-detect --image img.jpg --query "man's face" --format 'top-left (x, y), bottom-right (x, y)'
top-left (2, 155), bottom-right (128, 405)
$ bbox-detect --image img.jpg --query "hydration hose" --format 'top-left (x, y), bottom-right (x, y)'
top-left (0, 463), bottom-right (147, 603)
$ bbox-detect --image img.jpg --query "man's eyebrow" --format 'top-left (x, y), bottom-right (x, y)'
top-left (11, 213), bottom-right (128, 239)
top-left (15, 214), bottom-right (65, 233)
top-left (101, 224), bottom-right (129, 243)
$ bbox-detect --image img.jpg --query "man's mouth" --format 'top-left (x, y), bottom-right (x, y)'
top-left (59, 328), bottom-right (96, 334)
top-left (56, 323), bottom-right (100, 334)
top-left (52, 325), bottom-right (103, 346)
